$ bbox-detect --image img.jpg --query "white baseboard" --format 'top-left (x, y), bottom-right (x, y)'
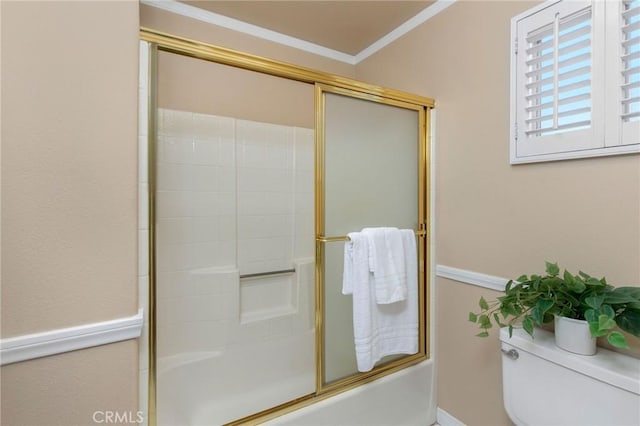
top-left (437, 407), bottom-right (466, 426)
top-left (435, 264), bottom-right (508, 292)
top-left (0, 308), bottom-right (144, 365)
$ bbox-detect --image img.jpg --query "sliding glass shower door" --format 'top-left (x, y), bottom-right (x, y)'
top-left (144, 29), bottom-right (433, 425)
top-left (316, 86), bottom-right (428, 388)
top-left (153, 50), bottom-right (316, 425)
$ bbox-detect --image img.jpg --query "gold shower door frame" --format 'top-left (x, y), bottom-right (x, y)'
top-left (141, 27), bottom-right (433, 425)
top-left (314, 84), bottom-right (430, 394)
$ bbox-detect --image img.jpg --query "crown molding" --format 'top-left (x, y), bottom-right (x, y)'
top-left (141, 0), bottom-right (457, 65)
top-left (141, 0), bottom-right (356, 64)
top-left (355, 0), bottom-right (456, 63)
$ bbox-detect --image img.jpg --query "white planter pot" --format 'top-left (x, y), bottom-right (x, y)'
top-left (554, 315), bottom-right (596, 355)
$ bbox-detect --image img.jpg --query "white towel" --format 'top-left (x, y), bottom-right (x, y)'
top-left (342, 232), bottom-right (365, 296)
top-left (363, 227), bottom-right (412, 304)
top-left (342, 230), bottom-right (419, 372)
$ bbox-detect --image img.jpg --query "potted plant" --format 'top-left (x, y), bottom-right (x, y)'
top-left (468, 262), bottom-right (640, 354)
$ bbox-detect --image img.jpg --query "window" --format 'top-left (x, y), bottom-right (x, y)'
top-left (511, 0), bottom-right (640, 164)
top-left (610, 0), bottom-right (640, 146)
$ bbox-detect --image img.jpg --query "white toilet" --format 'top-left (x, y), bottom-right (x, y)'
top-left (500, 327), bottom-right (640, 426)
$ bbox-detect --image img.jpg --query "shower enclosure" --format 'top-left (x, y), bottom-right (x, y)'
top-left (141, 28), bottom-right (434, 425)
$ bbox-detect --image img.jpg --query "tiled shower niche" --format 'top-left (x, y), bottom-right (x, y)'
top-left (155, 108), bottom-right (315, 425)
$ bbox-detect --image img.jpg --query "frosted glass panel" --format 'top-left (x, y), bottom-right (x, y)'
top-left (324, 93), bottom-right (419, 234)
top-left (323, 92), bottom-right (420, 384)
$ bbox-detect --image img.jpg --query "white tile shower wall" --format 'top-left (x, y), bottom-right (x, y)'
top-left (236, 120), bottom-right (296, 276)
top-left (156, 262), bottom-right (314, 356)
top-left (230, 259), bottom-right (314, 346)
top-left (157, 268), bottom-right (239, 356)
top-left (138, 40), bottom-right (150, 426)
top-left (240, 273), bottom-right (298, 324)
top-left (294, 128), bottom-right (315, 259)
top-left (155, 108), bottom-right (315, 360)
top-left (156, 109), bottom-right (237, 277)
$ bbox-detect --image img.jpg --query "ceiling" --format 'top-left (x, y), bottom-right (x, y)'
top-left (180, 1), bottom-right (435, 55)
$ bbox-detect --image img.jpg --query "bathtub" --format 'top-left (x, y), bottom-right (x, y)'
top-left (157, 330), bottom-right (316, 425)
top-left (157, 348), bottom-right (435, 426)
top-left (265, 360), bottom-right (436, 426)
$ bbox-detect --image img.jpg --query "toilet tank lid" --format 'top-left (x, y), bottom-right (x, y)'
top-left (500, 327), bottom-right (640, 395)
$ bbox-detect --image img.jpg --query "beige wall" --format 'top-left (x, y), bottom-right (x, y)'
top-left (2, 0), bottom-right (139, 336)
top-left (1, 1), bottom-right (140, 425)
top-left (158, 51), bottom-right (314, 128)
top-left (356, 1), bottom-right (640, 425)
top-left (1, 341), bottom-right (139, 426)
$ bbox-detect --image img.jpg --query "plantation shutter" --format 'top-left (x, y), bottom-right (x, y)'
top-left (514, 0), bottom-right (599, 158)
top-left (621, 0), bottom-right (640, 145)
top-left (512, 0), bottom-right (640, 163)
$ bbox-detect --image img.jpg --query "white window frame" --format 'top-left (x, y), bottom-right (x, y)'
top-left (605, 0), bottom-right (640, 148)
top-left (510, 0), bottom-right (640, 164)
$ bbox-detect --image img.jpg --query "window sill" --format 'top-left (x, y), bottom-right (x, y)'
top-left (510, 143), bottom-right (640, 164)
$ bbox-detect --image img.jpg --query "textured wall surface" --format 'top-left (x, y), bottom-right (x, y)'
top-left (1, 1), bottom-right (140, 425)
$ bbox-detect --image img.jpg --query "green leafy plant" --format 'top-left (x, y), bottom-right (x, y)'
top-left (468, 262), bottom-right (640, 349)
